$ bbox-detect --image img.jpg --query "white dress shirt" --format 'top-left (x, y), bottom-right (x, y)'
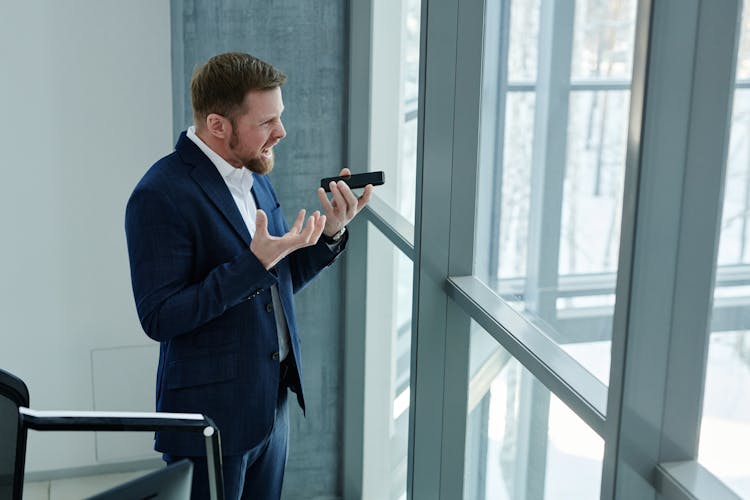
top-left (187, 126), bottom-right (291, 361)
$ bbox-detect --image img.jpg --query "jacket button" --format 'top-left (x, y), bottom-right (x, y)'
top-left (266, 303), bottom-right (273, 313)
top-left (271, 352), bottom-right (280, 361)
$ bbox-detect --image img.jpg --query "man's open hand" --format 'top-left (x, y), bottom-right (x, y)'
top-left (250, 209), bottom-right (326, 270)
top-left (317, 167), bottom-right (373, 237)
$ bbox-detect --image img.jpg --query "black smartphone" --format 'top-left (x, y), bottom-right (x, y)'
top-left (320, 171), bottom-right (385, 192)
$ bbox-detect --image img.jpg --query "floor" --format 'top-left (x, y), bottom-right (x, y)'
top-left (23, 467), bottom-right (160, 500)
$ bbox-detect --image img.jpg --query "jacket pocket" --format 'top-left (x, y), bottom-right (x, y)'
top-left (165, 351), bottom-right (239, 390)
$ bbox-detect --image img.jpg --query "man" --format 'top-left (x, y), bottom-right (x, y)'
top-left (125, 52), bottom-right (372, 499)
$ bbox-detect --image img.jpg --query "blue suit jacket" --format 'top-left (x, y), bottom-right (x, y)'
top-left (125, 132), bottom-right (347, 456)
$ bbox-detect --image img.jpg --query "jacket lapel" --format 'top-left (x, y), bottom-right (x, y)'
top-left (176, 133), bottom-right (252, 247)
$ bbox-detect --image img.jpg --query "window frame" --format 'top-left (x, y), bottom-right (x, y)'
top-left (344, 0), bottom-right (744, 499)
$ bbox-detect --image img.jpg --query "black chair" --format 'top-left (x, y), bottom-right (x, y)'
top-left (0, 367), bottom-right (224, 500)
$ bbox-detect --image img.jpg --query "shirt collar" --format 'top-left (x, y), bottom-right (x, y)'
top-left (187, 126), bottom-right (253, 189)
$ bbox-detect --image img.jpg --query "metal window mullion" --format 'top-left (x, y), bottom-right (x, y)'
top-left (407, 0), bottom-right (458, 496)
top-left (659, 0), bottom-right (741, 462)
top-left (343, 219), bottom-right (369, 499)
top-left (438, 0), bottom-right (490, 494)
top-left (525, 0), bottom-right (575, 322)
top-left (603, 0), bottom-right (692, 495)
top-left (343, 0), bottom-right (373, 496)
top-left (507, 81), bottom-right (633, 92)
top-left (475, 0), bottom-right (510, 282)
top-left (602, 1), bottom-right (741, 498)
top-left (408, 0), bottom-right (486, 497)
top-left (571, 80), bottom-right (631, 91)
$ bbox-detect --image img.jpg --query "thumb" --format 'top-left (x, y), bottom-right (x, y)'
top-left (255, 209), bottom-right (269, 235)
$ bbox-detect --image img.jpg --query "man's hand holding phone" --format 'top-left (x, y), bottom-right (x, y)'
top-left (317, 168), bottom-right (376, 238)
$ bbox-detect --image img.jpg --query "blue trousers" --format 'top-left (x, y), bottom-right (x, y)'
top-left (165, 385), bottom-right (290, 500)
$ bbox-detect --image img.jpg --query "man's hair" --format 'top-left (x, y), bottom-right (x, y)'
top-left (190, 52), bottom-right (287, 125)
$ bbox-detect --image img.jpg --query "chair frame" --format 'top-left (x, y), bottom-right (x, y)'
top-left (1, 369), bottom-right (225, 500)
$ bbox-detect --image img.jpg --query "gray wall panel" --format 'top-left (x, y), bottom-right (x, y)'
top-left (171, 1), bottom-right (347, 498)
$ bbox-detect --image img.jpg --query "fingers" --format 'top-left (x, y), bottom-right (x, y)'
top-left (337, 180), bottom-right (359, 219)
top-left (291, 209), bottom-right (306, 233)
top-left (255, 209), bottom-right (269, 237)
top-left (291, 211), bottom-right (326, 247)
top-left (330, 180), bottom-right (358, 219)
top-left (329, 181), bottom-right (346, 216)
top-left (357, 184), bottom-right (374, 210)
top-left (317, 187), bottom-right (334, 213)
top-left (339, 167), bottom-right (351, 177)
top-left (299, 210), bottom-right (319, 241)
top-left (312, 213), bottom-right (327, 242)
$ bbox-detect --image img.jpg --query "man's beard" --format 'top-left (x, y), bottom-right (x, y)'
top-left (229, 127), bottom-right (275, 175)
top-left (246, 154), bottom-right (274, 175)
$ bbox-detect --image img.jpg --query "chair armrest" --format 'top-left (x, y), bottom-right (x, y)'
top-left (19, 408), bottom-right (224, 500)
top-left (19, 408), bottom-right (212, 432)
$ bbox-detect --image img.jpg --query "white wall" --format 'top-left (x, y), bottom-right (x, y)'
top-left (0, 1), bottom-right (172, 472)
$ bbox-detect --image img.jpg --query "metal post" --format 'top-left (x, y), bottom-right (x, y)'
top-left (204, 426), bottom-right (224, 500)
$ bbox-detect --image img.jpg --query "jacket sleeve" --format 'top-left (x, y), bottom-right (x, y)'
top-left (125, 186), bottom-right (277, 342)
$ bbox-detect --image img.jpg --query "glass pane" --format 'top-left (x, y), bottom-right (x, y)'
top-left (365, 223), bottom-right (413, 500)
top-left (497, 91), bottom-right (535, 282)
top-left (698, 331), bottom-right (750, 497)
top-left (464, 324), bottom-right (603, 500)
top-left (560, 90), bottom-right (629, 277)
top-left (737, 5), bottom-right (750, 81)
top-left (507, 0), bottom-right (540, 84)
top-left (569, 0), bottom-right (638, 81)
top-left (474, 0), bottom-right (639, 387)
top-left (716, 89), bottom-right (750, 266)
top-left (370, 0), bottom-right (420, 224)
top-left (698, 6), bottom-right (750, 496)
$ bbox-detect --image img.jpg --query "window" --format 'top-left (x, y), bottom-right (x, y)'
top-left (369, 0), bottom-right (421, 223)
top-left (474, 0), bottom-right (638, 386)
top-left (464, 324), bottom-right (603, 500)
top-left (348, 0), bottom-right (743, 498)
top-left (363, 224), bottom-right (413, 499)
top-left (698, 4), bottom-right (750, 496)
top-left (345, 0), bottom-right (420, 498)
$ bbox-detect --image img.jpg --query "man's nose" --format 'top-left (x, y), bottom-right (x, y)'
top-left (275, 121), bottom-right (286, 140)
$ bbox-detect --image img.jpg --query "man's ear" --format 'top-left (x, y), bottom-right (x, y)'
top-left (205, 113), bottom-right (229, 139)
